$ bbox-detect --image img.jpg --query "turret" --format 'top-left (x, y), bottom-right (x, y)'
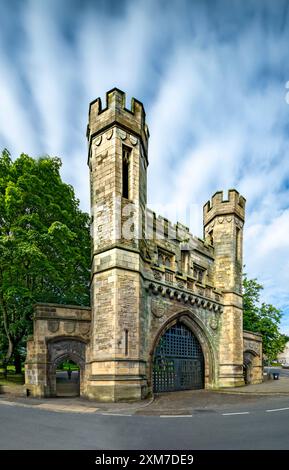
top-left (88, 88), bottom-right (149, 252)
top-left (87, 88), bottom-right (149, 161)
top-left (87, 88), bottom-right (149, 401)
top-left (203, 189), bottom-right (246, 387)
top-left (203, 189), bottom-right (245, 294)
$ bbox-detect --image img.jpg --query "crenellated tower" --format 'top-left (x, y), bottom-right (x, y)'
top-left (24, 90), bottom-right (263, 402)
top-left (86, 88), bottom-right (149, 401)
top-left (203, 189), bottom-right (246, 387)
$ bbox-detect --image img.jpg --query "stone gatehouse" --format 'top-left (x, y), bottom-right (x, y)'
top-left (25, 88), bottom-right (262, 401)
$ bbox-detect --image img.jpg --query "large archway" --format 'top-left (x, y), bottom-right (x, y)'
top-left (152, 321), bottom-right (205, 393)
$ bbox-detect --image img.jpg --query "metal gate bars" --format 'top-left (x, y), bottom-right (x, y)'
top-left (153, 322), bottom-right (204, 393)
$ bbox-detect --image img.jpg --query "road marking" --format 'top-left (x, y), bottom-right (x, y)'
top-left (266, 407), bottom-right (289, 413)
top-left (101, 413), bottom-right (132, 416)
top-left (222, 412), bottom-right (250, 416)
top-left (160, 415), bottom-right (192, 418)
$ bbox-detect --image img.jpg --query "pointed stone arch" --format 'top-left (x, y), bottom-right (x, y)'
top-left (243, 349), bottom-right (260, 385)
top-left (148, 309), bottom-right (218, 393)
top-left (47, 336), bottom-right (87, 397)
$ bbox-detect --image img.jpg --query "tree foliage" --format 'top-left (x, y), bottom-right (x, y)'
top-left (0, 150), bottom-right (90, 367)
top-left (243, 275), bottom-right (289, 362)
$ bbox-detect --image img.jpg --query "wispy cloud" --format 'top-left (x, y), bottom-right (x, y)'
top-left (0, 0), bottom-right (289, 331)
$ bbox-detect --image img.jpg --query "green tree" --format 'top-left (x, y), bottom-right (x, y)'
top-left (0, 150), bottom-right (91, 373)
top-left (243, 275), bottom-right (289, 362)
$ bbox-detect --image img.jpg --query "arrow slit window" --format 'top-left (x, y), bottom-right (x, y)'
top-left (122, 146), bottom-right (131, 199)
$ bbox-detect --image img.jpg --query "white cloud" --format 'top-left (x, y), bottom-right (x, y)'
top-left (0, 48), bottom-right (39, 155)
top-left (245, 210), bottom-right (289, 309)
top-left (0, 0), bottom-right (289, 331)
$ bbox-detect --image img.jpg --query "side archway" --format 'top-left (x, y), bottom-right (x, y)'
top-left (243, 350), bottom-right (260, 385)
top-left (148, 310), bottom-right (217, 393)
top-left (47, 337), bottom-right (87, 397)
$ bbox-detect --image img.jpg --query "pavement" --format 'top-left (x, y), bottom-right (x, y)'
top-left (0, 390), bottom-right (155, 414)
top-left (1, 375), bottom-right (289, 415)
top-left (216, 375), bottom-right (289, 395)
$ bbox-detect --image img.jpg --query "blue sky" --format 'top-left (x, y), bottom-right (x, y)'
top-left (1, 0), bottom-right (289, 333)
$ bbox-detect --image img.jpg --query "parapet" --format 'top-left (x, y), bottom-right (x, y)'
top-left (146, 210), bottom-right (191, 241)
top-left (145, 209), bottom-right (213, 256)
top-left (203, 189), bottom-right (246, 226)
top-left (87, 88), bottom-right (149, 153)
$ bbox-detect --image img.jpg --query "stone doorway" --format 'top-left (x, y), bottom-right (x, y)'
top-left (47, 338), bottom-right (86, 397)
top-left (153, 322), bottom-right (204, 393)
top-left (243, 351), bottom-right (258, 385)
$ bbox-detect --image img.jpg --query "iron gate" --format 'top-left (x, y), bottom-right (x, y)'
top-left (153, 323), bottom-right (204, 392)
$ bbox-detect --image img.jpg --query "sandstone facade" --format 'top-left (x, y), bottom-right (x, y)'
top-left (25, 88), bottom-right (263, 401)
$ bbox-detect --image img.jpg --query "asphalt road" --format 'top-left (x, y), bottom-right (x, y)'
top-left (1, 396), bottom-right (289, 450)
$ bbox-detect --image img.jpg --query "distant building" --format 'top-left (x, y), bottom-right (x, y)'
top-left (278, 342), bottom-right (289, 365)
top-left (25, 89), bottom-right (263, 401)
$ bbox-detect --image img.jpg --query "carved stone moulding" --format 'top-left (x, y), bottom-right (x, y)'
top-left (244, 340), bottom-right (261, 355)
top-left (47, 320), bottom-right (59, 333)
top-left (95, 135), bottom-right (102, 146)
top-left (48, 339), bottom-right (86, 365)
top-left (106, 128), bottom-right (113, 140)
top-left (146, 282), bottom-right (223, 313)
top-left (151, 298), bottom-right (165, 318)
top-left (152, 270), bottom-right (162, 281)
top-left (129, 135), bottom-right (138, 146)
top-left (118, 129), bottom-right (127, 140)
top-left (79, 323), bottom-right (90, 335)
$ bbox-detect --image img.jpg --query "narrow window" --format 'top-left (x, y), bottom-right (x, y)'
top-left (193, 265), bottom-right (205, 283)
top-left (236, 227), bottom-right (241, 261)
top-left (122, 146), bottom-right (131, 199)
top-left (181, 251), bottom-right (188, 273)
top-left (209, 230), bottom-right (214, 246)
top-left (124, 329), bottom-right (129, 356)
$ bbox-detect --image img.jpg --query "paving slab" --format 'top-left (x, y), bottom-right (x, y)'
top-left (215, 376), bottom-right (289, 395)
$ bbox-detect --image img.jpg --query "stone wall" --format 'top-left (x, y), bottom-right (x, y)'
top-left (243, 330), bottom-right (263, 384)
top-left (25, 303), bottom-right (91, 397)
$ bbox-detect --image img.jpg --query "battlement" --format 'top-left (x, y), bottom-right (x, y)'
top-left (145, 208), bottom-right (213, 256)
top-left (203, 189), bottom-right (246, 226)
top-left (87, 88), bottom-right (149, 153)
top-left (146, 209), bottom-right (190, 240)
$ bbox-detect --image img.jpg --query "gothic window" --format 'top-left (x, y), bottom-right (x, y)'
top-left (209, 230), bottom-right (214, 246)
top-left (181, 250), bottom-right (189, 273)
top-left (157, 249), bottom-right (173, 269)
top-left (158, 253), bottom-right (163, 266)
top-left (165, 256), bottom-right (171, 268)
top-left (122, 146), bottom-right (131, 199)
top-left (193, 265), bottom-right (205, 283)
